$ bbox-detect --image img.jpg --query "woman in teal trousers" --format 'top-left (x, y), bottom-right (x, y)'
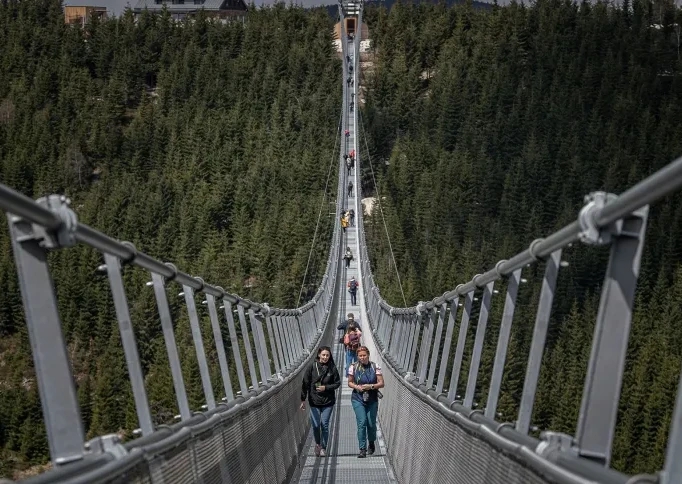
top-left (347, 346), bottom-right (385, 458)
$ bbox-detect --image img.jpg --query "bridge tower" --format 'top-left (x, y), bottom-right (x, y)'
top-left (334, 1), bottom-right (369, 50)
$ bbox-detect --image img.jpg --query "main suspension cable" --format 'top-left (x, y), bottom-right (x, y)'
top-left (296, 112), bottom-right (343, 307)
top-left (358, 111), bottom-right (407, 307)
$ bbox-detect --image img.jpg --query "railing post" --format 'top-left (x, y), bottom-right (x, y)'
top-left (297, 312), bottom-right (307, 351)
top-left (237, 304), bottom-right (259, 390)
top-left (400, 314), bottom-right (416, 372)
top-left (389, 311), bottom-right (402, 363)
top-left (279, 315), bottom-right (294, 369)
top-left (464, 281), bottom-right (495, 409)
top-left (264, 313), bottom-right (281, 376)
top-left (303, 310), bottom-right (313, 346)
top-left (379, 305), bottom-right (387, 344)
top-left (271, 315), bottom-right (286, 370)
top-left (373, 293), bottom-right (382, 334)
top-left (426, 303), bottom-right (446, 389)
top-left (407, 313), bottom-right (421, 373)
top-left (248, 308), bottom-right (271, 381)
top-left (486, 268), bottom-right (521, 420)
top-left (152, 271), bottom-right (191, 421)
top-left (436, 297), bottom-right (459, 395)
top-left (206, 293), bottom-right (234, 402)
top-left (398, 314), bottom-right (410, 370)
top-left (257, 311), bottom-right (272, 378)
top-left (516, 250), bottom-right (561, 434)
top-left (384, 310), bottom-right (395, 354)
top-left (183, 283), bottom-right (215, 410)
top-left (282, 315), bottom-right (295, 363)
top-left (223, 300), bottom-right (248, 397)
top-left (289, 315), bottom-right (300, 359)
top-left (447, 291), bottom-right (473, 403)
top-left (298, 312), bottom-right (309, 351)
top-left (382, 309), bottom-right (392, 349)
top-left (416, 307), bottom-right (436, 384)
top-left (576, 205), bottom-right (649, 466)
top-left (7, 210), bottom-right (85, 465)
top-left (290, 314), bottom-right (303, 360)
top-left (293, 313), bottom-right (305, 358)
top-left (104, 253), bottom-right (153, 436)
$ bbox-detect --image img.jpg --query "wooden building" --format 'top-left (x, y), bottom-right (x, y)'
top-left (133, 0), bottom-right (247, 22)
top-left (64, 6), bottom-right (108, 27)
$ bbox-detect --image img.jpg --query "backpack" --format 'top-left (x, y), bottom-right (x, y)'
top-left (344, 331), bottom-right (361, 351)
top-left (349, 279), bottom-right (357, 291)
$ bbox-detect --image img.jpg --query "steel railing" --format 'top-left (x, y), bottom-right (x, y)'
top-left (0, 73), bottom-right (348, 482)
top-left (356, 135), bottom-right (682, 483)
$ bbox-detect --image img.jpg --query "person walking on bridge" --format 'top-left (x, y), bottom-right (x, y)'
top-left (337, 312), bottom-right (361, 332)
top-left (343, 246), bottom-right (354, 268)
top-left (300, 346), bottom-right (341, 457)
top-left (347, 276), bottom-right (359, 305)
top-left (342, 321), bottom-right (362, 377)
top-left (348, 180), bottom-right (354, 198)
top-left (348, 346), bottom-right (385, 458)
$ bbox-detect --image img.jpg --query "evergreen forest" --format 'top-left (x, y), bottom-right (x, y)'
top-left (1, 0), bottom-right (682, 479)
top-left (360, 0), bottom-right (682, 476)
top-left (0, 1), bottom-right (339, 477)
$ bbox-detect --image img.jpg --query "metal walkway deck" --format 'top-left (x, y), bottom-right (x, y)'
top-left (293, 94), bottom-right (396, 483)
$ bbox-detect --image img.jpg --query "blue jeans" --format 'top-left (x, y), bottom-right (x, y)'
top-left (345, 349), bottom-right (357, 376)
top-left (310, 405), bottom-right (334, 448)
top-left (351, 399), bottom-right (378, 450)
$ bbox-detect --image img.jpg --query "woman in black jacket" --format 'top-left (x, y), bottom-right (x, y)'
top-left (300, 346), bottom-right (341, 457)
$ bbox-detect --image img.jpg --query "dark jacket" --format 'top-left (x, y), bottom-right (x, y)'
top-left (337, 319), bottom-right (361, 332)
top-left (301, 361), bottom-right (341, 407)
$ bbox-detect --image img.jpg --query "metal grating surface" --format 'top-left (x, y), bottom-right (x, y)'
top-left (369, 329), bottom-right (566, 484)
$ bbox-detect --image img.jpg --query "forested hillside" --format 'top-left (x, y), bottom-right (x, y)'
top-left (0, 2), bottom-right (339, 477)
top-left (361, 0), bottom-right (682, 475)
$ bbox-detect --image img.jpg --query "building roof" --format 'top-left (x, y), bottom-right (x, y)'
top-left (134, 0), bottom-right (246, 13)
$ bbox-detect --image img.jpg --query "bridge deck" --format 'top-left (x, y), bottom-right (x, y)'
top-left (293, 106), bottom-right (396, 484)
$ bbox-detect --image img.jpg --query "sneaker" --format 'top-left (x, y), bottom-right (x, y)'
top-left (368, 441), bottom-right (375, 455)
top-left (320, 448), bottom-right (326, 457)
top-left (358, 448), bottom-right (367, 458)
top-left (315, 444), bottom-right (321, 457)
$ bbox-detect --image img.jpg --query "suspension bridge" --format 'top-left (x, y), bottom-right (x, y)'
top-left (2, 2), bottom-right (682, 483)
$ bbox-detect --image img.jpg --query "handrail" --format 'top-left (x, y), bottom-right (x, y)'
top-left (370, 156), bottom-right (682, 314)
top-left (355, 51), bottom-right (682, 479)
top-left (0, 184), bottom-right (325, 314)
top-left (0, 73), bottom-right (347, 476)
